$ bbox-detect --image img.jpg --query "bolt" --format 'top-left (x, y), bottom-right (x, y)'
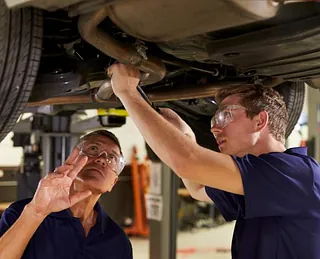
top-left (211, 68), bottom-right (219, 77)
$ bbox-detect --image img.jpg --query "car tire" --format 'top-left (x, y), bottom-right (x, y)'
top-left (274, 81), bottom-right (305, 139)
top-left (0, 0), bottom-right (43, 143)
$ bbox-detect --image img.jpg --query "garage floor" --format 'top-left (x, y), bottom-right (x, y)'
top-left (130, 221), bottom-right (235, 259)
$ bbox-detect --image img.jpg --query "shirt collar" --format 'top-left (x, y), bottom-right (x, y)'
top-left (285, 147), bottom-right (308, 155)
top-left (49, 202), bottom-right (107, 233)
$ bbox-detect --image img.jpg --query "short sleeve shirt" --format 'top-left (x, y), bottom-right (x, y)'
top-left (205, 147), bottom-right (320, 259)
top-left (0, 198), bottom-right (133, 259)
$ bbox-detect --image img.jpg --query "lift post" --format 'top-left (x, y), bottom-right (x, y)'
top-left (147, 159), bottom-right (180, 259)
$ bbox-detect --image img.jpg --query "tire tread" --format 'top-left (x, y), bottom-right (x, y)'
top-left (0, 1), bottom-right (43, 142)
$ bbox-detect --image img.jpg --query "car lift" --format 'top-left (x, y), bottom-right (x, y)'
top-left (12, 105), bottom-right (179, 259)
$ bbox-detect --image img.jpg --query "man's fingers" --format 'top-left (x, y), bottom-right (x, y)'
top-left (54, 164), bottom-right (74, 175)
top-left (107, 63), bottom-right (120, 78)
top-left (107, 62), bottom-right (121, 77)
top-left (67, 155), bottom-right (88, 180)
top-left (49, 149), bottom-right (80, 177)
top-left (70, 190), bottom-right (92, 206)
top-left (64, 148), bottom-right (80, 165)
top-left (52, 169), bottom-right (69, 178)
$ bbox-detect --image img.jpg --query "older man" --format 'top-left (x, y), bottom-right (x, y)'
top-left (0, 130), bottom-right (132, 259)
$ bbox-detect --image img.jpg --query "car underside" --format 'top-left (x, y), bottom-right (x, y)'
top-left (0, 0), bottom-right (318, 149)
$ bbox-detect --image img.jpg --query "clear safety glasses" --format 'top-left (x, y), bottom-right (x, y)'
top-left (211, 105), bottom-right (247, 129)
top-left (78, 141), bottom-right (125, 175)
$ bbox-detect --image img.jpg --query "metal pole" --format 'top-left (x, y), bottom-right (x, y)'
top-left (61, 136), bottom-right (66, 163)
top-left (148, 162), bottom-right (179, 259)
top-left (41, 134), bottom-right (51, 177)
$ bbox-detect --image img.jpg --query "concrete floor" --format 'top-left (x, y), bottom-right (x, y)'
top-left (130, 221), bottom-right (235, 259)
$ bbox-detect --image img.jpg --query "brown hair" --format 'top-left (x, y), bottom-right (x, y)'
top-left (78, 130), bottom-right (122, 154)
top-left (215, 84), bottom-right (288, 143)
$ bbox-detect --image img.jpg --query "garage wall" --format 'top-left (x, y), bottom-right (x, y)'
top-left (0, 132), bottom-right (23, 167)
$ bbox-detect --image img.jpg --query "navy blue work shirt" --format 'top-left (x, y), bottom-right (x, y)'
top-left (0, 198), bottom-right (132, 259)
top-left (205, 147), bottom-right (320, 259)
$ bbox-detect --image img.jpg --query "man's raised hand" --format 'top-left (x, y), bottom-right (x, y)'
top-left (29, 148), bottom-right (91, 218)
top-left (108, 63), bottom-right (140, 97)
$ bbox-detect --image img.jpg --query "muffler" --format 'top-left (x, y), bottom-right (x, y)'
top-left (78, 7), bottom-right (166, 86)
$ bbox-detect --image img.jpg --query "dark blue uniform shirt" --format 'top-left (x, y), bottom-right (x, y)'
top-left (0, 198), bottom-right (132, 259)
top-left (205, 147), bottom-right (320, 259)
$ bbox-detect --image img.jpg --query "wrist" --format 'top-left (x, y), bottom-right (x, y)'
top-left (116, 87), bottom-right (139, 100)
top-left (24, 203), bottom-right (48, 221)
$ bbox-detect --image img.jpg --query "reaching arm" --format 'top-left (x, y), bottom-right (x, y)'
top-left (109, 64), bottom-right (243, 195)
top-left (157, 108), bottom-right (216, 202)
top-left (120, 91), bottom-right (243, 194)
top-left (0, 204), bottom-right (46, 259)
top-left (181, 178), bottom-right (212, 202)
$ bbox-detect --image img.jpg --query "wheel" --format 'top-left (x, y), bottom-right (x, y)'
top-left (274, 81), bottom-right (305, 139)
top-left (0, 1), bottom-right (43, 142)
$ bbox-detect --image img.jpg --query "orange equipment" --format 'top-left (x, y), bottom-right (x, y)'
top-left (124, 146), bottom-right (150, 237)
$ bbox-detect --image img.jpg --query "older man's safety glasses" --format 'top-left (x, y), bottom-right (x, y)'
top-left (211, 105), bottom-right (247, 129)
top-left (78, 141), bottom-right (125, 175)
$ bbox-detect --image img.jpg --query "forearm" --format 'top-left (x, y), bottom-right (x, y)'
top-left (181, 178), bottom-right (212, 202)
top-left (119, 91), bottom-right (196, 174)
top-left (0, 204), bottom-right (46, 259)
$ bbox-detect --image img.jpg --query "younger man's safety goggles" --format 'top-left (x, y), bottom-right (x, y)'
top-left (211, 105), bottom-right (247, 129)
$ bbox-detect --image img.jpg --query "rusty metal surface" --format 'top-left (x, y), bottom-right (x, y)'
top-left (145, 81), bottom-right (247, 102)
top-left (78, 7), bottom-right (166, 86)
top-left (26, 94), bottom-right (97, 107)
top-left (26, 81), bottom-right (247, 107)
top-left (107, 0), bottom-right (279, 42)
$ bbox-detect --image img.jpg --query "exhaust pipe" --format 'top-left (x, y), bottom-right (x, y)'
top-left (26, 81), bottom-right (247, 107)
top-left (78, 7), bottom-right (166, 86)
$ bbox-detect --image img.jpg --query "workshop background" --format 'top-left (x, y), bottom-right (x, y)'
top-left (0, 85), bottom-right (312, 259)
